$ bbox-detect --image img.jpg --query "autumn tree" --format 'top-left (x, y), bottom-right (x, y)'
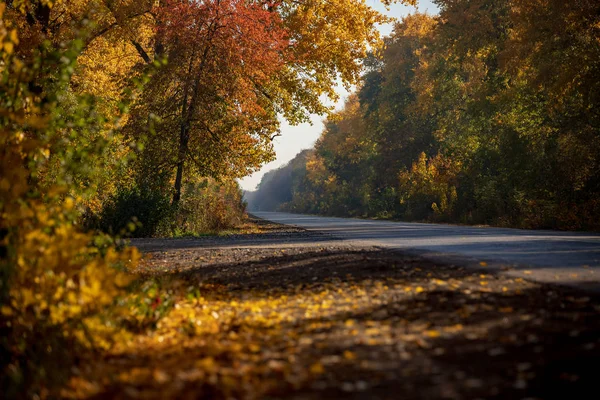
top-left (3, 0), bottom-right (159, 215)
top-left (360, 13), bottom-right (438, 215)
top-left (499, 0), bottom-right (600, 227)
top-left (122, 0), bottom-right (404, 205)
top-left (130, 0), bottom-right (289, 204)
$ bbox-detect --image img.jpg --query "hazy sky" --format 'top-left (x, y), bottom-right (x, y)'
top-left (239, 0), bottom-right (439, 192)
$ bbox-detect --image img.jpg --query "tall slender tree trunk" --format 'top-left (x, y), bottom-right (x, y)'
top-left (171, 47), bottom-right (208, 205)
top-left (172, 55), bottom-right (195, 206)
top-left (173, 123), bottom-right (190, 205)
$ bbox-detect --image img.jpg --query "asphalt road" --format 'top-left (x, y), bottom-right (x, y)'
top-left (252, 212), bottom-right (600, 291)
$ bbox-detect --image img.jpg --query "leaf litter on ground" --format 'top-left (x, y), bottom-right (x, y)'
top-left (62, 219), bottom-right (600, 399)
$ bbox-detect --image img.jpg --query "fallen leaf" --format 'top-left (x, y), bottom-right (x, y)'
top-left (310, 362), bottom-right (325, 374)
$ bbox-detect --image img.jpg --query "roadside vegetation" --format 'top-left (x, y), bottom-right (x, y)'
top-left (246, 1), bottom-right (600, 231)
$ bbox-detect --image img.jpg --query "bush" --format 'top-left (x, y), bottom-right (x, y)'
top-left (172, 179), bottom-right (246, 235)
top-left (89, 179), bottom-right (247, 238)
top-left (398, 153), bottom-right (459, 221)
top-left (0, 9), bottom-right (140, 397)
top-left (93, 186), bottom-right (172, 238)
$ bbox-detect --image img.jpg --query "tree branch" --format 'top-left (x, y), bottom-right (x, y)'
top-left (131, 40), bottom-right (152, 64)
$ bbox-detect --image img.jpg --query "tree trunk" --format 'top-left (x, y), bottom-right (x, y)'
top-left (172, 50), bottom-right (206, 204)
top-left (172, 123), bottom-right (190, 205)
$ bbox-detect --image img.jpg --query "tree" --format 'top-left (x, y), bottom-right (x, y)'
top-left (144, 0), bottom-right (290, 204)
top-left (120, 0), bottom-right (413, 204)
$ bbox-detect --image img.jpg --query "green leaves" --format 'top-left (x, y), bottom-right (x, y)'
top-left (250, 1), bottom-right (600, 230)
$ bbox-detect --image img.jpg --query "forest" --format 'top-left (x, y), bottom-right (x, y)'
top-left (247, 0), bottom-right (600, 231)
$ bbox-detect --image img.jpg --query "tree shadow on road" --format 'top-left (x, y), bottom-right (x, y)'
top-left (76, 246), bottom-right (599, 399)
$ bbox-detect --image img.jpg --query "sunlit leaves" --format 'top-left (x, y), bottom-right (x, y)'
top-left (55, 241), bottom-right (600, 398)
top-left (1, 10), bottom-right (142, 396)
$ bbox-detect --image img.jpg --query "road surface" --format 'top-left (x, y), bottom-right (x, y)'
top-left (252, 212), bottom-right (600, 291)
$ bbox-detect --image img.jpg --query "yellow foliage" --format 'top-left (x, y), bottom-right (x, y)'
top-left (1, 9), bottom-right (140, 396)
top-left (398, 152), bottom-right (460, 220)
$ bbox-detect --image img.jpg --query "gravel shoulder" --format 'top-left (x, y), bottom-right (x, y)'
top-left (69, 217), bottom-right (600, 399)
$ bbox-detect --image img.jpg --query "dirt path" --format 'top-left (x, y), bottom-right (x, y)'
top-left (65, 218), bottom-right (600, 399)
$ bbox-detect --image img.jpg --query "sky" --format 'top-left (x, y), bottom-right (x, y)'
top-left (238, 0), bottom-right (439, 192)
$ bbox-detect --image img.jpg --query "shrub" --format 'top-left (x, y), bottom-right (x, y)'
top-left (173, 179), bottom-right (246, 235)
top-left (94, 185), bottom-right (172, 238)
top-left (0, 10), bottom-right (139, 397)
top-left (398, 153), bottom-right (459, 221)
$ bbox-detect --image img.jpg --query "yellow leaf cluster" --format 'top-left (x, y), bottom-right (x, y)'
top-left (1, 19), bottom-right (141, 395)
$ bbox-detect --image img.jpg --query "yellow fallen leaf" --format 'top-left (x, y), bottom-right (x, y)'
top-left (197, 357), bottom-right (215, 370)
top-left (424, 329), bottom-right (441, 338)
top-left (415, 286), bottom-right (424, 293)
top-left (479, 261), bottom-right (488, 267)
top-left (310, 362), bottom-right (324, 374)
top-left (444, 324), bottom-right (463, 333)
top-left (249, 343), bottom-right (261, 353)
top-left (153, 369), bottom-right (169, 384)
top-left (343, 350), bottom-right (357, 360)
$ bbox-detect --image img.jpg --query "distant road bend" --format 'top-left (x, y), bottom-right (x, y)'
top-left (252, 212), bottom-right (600, 291)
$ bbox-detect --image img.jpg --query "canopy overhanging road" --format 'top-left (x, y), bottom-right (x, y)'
top-left (252, 211), bottom-right (600, 291)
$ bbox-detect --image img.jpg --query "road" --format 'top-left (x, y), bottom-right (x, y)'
top-left (252, 211), bottom-right (600, 291)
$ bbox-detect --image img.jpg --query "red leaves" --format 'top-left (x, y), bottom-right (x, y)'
top-left (147, 0), bottom-right (291, 181)
top-left (157, 0), bottom-right (288, 85)
top-left (151, 295), bottom-right (163, 311)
